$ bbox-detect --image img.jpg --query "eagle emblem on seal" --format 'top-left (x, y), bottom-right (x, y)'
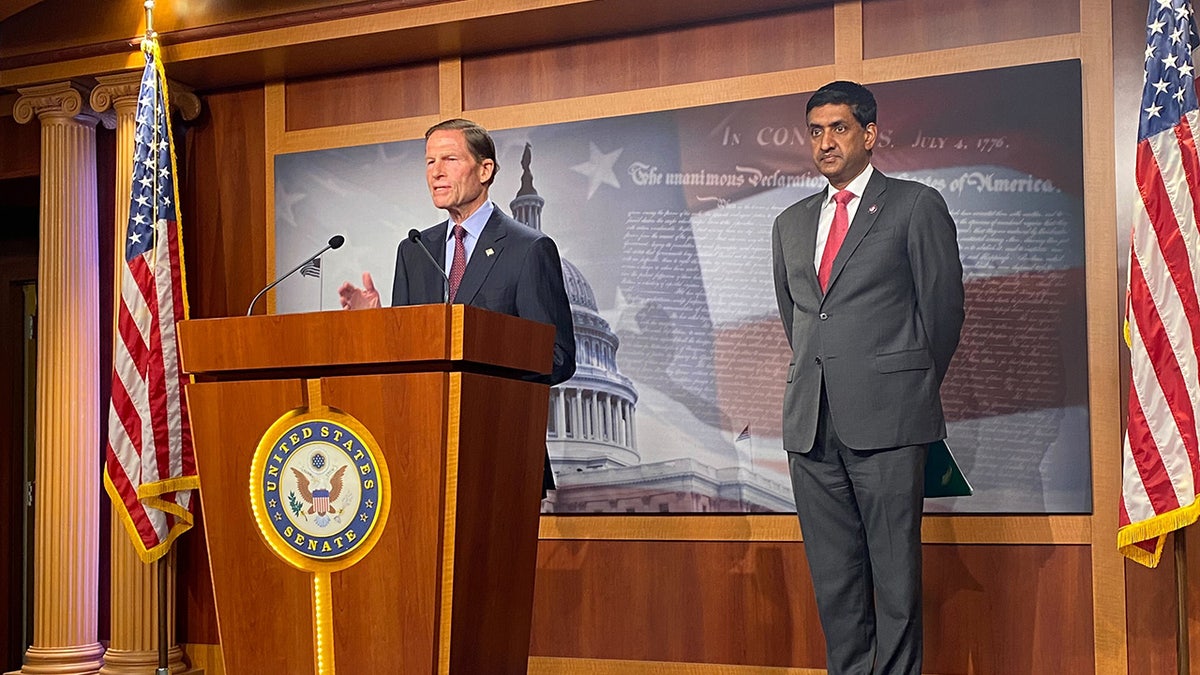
top-left (291, 462), bottom-right (348, 528)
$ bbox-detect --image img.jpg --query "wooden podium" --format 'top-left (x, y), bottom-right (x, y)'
top-left (178, 304), bottom-right (555, 675)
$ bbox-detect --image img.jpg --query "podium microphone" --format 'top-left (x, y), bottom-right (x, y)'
top-left (247, 234), bottom-right (345, 316)
top-left (408, 229), bottom-right (451, 303)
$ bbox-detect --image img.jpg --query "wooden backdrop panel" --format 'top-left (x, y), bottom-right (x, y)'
top-left (182, 86), bottom-right (268, 320)
top-left (529, 541), bottom-right (1095, 672)
top-left (162, 1), bottom-right (1139, 673)
top-left (461, 6), bottom-right (834, 110)
top-left (1124, 533), bottom-right (1200, 675)
top-left (530, 540), bottom-right (824, 668)
top-left (0, 115), bottom-right (38, 179)
top-left (285, 62), bottom-right (440, 131)
top-left (177, 85), bottom-right (269, 648)
top-left (862, 0), bottom-right (1080, 60)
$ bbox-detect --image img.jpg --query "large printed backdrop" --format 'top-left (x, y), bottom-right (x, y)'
top-left (275, 60), bottom-right (1088, 514)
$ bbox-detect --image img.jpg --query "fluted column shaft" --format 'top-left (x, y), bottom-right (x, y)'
top-left (14, 81), bottom-right (105, 675)
top-left (90, 73), bottom-right (189, 675)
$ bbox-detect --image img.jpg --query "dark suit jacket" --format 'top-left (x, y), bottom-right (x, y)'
top-left (392, 206), bottom-right (577, 386)
top-left (771, 170), bottom-right (964, 452)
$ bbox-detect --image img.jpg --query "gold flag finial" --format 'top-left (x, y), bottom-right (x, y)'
top-left (143, 0), bottom-right (156, 51)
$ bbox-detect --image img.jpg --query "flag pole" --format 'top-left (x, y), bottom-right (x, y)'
top-left (1177, 528), bottom-right (1190, 675)
top-left (157, 558), bottom-right (169, 675)
top-left (142, 0), bottom-right (172, 667)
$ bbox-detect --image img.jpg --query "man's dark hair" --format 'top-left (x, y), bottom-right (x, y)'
top-left (425, 118), bottom-right (499, 185)
top-left (806, 81), bottom-right (877, 128)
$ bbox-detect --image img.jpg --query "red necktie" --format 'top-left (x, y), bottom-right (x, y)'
top-left (817, 189), bottom-right (855, 292)
top-left (448, 224), bottom-right (467, 302)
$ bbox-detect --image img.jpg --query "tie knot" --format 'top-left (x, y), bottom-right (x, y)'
top-left (452, 224), bottom-right (467, 241)
top-left (834, 189), bottom-right (854, 206)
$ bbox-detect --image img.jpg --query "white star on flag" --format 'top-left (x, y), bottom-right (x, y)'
top-left (571, 142), bottom-right (623, 199)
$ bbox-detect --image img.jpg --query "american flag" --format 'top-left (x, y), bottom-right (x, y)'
top-left (1119, 0), bottom-right (1200, 567)
top-left (300, 257), bottom-right (321, 278)
top-left (735, 425), bottom-right (751, 443)
top-left (103, 39), bottom-right (198, 563)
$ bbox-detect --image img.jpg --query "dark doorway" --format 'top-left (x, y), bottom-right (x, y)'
top-left (0, 174), bottom-right (38, 671)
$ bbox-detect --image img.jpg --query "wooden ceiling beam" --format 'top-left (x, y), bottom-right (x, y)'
top-left (0, 0), bottom-right (808, 92)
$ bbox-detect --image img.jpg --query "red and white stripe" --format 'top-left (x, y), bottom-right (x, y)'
top-left (1119, 109), bottom-right (1200, 567)
top-left (103, 43), bottom-right (197, 563)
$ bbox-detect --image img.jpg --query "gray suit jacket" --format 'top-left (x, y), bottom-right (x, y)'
top-left (392, 207), bottom-right (577, 386)
top-left (772, 170), bottom-right (964, 452)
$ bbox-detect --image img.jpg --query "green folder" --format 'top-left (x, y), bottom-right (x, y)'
top-left (924, 439), bottom-right (973, 498)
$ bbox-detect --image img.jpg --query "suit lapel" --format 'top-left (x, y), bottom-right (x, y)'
top-left (798, 194), bottom-right (824, 298)
top-left (825, 170), bottom-right (887, 295)
top-left (453, 208), bottom-right (507, 304)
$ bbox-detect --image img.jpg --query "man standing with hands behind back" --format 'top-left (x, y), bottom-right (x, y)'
top-left (338, 118), bottom-right (576, 494)
top-left (771, 81), bottom-right (964, 674)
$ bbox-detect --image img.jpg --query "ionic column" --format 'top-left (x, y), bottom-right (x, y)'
top-left (13, 80), bottom-right (107, 675)
top-left (555, 389), bottom-right (567, 439)
top-left (90, 72), bottom-right (198, 675)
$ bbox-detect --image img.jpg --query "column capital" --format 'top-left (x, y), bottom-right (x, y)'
top-left (167, 80), bottom-right (202, 122)
top-left (90, 73), bottom-right (202, 122)
top-left (89, 72), bottom-right (143, 115)
top-left (14, 80), bottom-right (114, 128)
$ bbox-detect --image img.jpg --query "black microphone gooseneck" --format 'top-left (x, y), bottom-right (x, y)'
top-left (408, 229), bottom-right (451, 303)
top-left (246, 234), bottom-right (345, 316)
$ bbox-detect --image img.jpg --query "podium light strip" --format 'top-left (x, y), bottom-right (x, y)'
top-left (312, 571), bottom-right (336, 675)
top-left (437, 373), bottom-right (462, 675)
top-left (450, 304), bottom-right (465, 361)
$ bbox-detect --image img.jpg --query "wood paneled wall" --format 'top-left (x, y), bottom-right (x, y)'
top-left (0, 113), bottom-right (38, 180)
top-left (165, 0), bottom-right (1133, 673)
top-left (860, 0), bottom-right (1080, 59)
top-left (530, 541), bottom-right (1095, 672)
top-left (0, 0), bottom-right (1171, 672)
top-left (460, 8), bottom-right (835, 110)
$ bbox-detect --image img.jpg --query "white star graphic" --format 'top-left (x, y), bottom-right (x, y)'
top-left (1164, 53), bottom-right (1179, 70)
top-left (1177, 4), bottom-right (1191, 20)
top-left (1150, 17), bottom-right (1167, 35)
top-left (1154, 77), bottom-right (1171, 95)
top-left (1158, 0), bottom-right (1172, 10)
top-left (1174, 87), bottom-right (1187, 102)
top-left (571, 142), bottom-right (623, 199)
top-left (607, 285), bottom-right (647, 338)
top-left (1180, 63), bottom-right (1195, 78)
top-left (1147, 44), bottom-right (1156, 61)
top-left (128, 230), bottom-right (142, 245)
top-left (1146, 102), bottom-right (1164, 118)
top-left (276, 185), bottom-right (308, 229)
top-left (1171, 27), bottom-right (1185, 44)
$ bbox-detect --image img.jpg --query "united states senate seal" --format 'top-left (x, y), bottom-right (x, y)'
top-left (249, 407), bottom-right (390, 572)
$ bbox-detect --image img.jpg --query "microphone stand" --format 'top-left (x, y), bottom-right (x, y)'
top-left (248, 236), bottom-right (344, 316)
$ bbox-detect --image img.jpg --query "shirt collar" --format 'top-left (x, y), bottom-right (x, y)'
top-left (447, 200), bottom-right (495, 241)
top-left (824, 164), bottom-right (874, 205)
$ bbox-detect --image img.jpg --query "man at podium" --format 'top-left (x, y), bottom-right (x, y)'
top-left (338, 118), bottom-right (576, 494)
